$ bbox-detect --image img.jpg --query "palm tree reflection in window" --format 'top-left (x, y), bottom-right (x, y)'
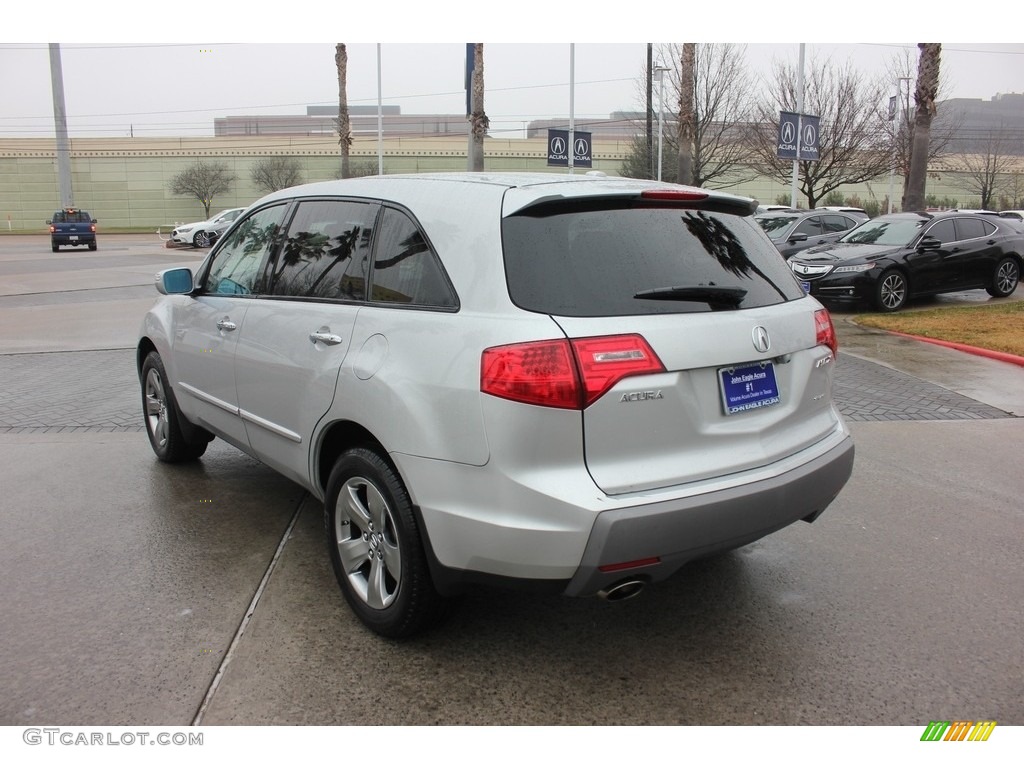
top-left (211, 218), bottom-right (284, 295)
top-left (273, 223), bottom-right (372, 300)
top-left (680, 211), bottom-right (787, 300)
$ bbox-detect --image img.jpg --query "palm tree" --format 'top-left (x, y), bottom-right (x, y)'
top-left (676, 43), bottom-right (696, 185)
top-left (336, 44), bottom-right (352, 178)
top-left (469, 43), bottom-right (488, 172)
top-left (903, 44), bottom-right (941, 211)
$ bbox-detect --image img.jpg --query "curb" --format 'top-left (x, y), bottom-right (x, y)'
top-left (884, 330), bottom-right (1024, 368)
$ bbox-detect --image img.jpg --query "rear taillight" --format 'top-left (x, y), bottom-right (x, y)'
top-left (90, 224), bottom-right (96, 233)
top-left (49, 225), bottom-right (55, 233)
top-left (640, 189), bottom-right (708, 202)
top-left (814, 308), bottom-right (838, 357)
top-left (481, 334), bottom-right (665, 410)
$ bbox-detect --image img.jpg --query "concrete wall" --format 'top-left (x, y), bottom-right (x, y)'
top-left (1, 135), bottom-right (1019, 232)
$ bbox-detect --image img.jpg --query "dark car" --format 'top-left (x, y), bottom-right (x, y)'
top-left (754, 210), bottom-right (863, 258)
top-left (788, 211), bottom-right (1023, 311)
top-left (47, 208), bottom-right (98, 252)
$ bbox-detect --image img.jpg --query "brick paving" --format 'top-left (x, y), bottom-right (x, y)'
top-left (0, 348), bottom-right (1013, 435)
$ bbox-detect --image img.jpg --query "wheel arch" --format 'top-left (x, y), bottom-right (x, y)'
top-left (314, 420), bottom-right (392, 499)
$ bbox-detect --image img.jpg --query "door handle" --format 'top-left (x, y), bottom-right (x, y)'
top-left (216, 318), bottom-right (237, 332)
top-left (309, 329), bottom-right (343, 346)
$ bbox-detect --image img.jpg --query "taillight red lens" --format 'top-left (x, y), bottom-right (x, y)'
top-left (571, 334), bottom-right (665, 407)
top-left (481, 334), bottom-right (665, 410)
top-left (481, 340), bottom-right (581, 409)
top-left (814, 308), bottom-right (838, 357)
top-left (49, 225), bottom-right (55, 233)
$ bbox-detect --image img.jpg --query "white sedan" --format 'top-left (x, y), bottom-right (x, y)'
top-left (170, 208), bottom-right (244, 248)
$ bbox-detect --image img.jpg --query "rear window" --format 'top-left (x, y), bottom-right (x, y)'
top-left (52, 210), bottom-right (92, 223)
top-left (502, 206), bottom-right (803, 316)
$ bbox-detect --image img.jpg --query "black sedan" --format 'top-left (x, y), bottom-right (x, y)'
top-left (755, 209), bottom-right (863, 258)
top-left (787, 211), bottom-right (1023, 311)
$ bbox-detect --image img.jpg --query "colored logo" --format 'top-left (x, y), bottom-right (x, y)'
top-left (920, 721), bottom-right (996, 742)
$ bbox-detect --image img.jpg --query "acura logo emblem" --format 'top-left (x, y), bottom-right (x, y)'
top-left (752, 326), bottom-right (771, 354)
top-left (550, 136), bottom-right (566, 155)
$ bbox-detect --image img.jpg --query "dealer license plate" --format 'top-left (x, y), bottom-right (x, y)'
top-left (800, 281), bottom-right (811, 293)
top-left (719, 361), bottom-right (781, 415)
top-left (69, 235), bottom-right (78, 241)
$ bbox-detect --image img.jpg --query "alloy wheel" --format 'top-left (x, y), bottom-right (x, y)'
top-left (334, 476), bottom-right (402, 610)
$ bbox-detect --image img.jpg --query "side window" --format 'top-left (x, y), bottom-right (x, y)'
top-left (793, 216), bottom-right (823, 237)
top-left (821, 215), bottom-right (851, 234)
top-left (954, 218), bottom-right (993, 241)
top-left (370, 207), bottom-right (456, 308)
top-left (203, 204), bottom-right (287, 295)
top-left (925, 219), bottom-right (956, 245)
top-left (269, 199), bottom-right (376, 300)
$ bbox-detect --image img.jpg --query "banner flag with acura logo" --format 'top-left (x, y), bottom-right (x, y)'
top-left (547, 129), bottom-right (592, 168)
top-left (777, 111), bottom-right (820, 162)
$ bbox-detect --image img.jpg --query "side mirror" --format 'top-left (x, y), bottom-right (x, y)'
top-left (788, 232), bottom-right (808, 243)
top-left (92, 218), bottom-right (98, 224)
top-left (917, 235), bottom-right (941, 251)
top-left (46, 220), bottom-right (52, 225)
top-left (155, 267), bottom-right (194, 295)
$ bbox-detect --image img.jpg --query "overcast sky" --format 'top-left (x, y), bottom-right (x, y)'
top-left (4, 5), bottom-right (1022, 139)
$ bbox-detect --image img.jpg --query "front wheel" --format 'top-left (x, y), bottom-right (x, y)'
top-left (141, 351), bottom-right (208, 462)
top-left (192, 231), bottom-right (211, 248)
top-left (874, 269), bottom-right (908, 312)
top-left (986, 256), bottom-right (1020, 297)
top-left (325, 447), bottom-right (446, 638)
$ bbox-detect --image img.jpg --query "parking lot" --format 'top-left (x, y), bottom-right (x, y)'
top-left (1, 235), bottom-right (1022, 730)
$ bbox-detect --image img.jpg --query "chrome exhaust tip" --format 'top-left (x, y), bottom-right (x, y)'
top-left (597, 579), bottom-right (646, 602)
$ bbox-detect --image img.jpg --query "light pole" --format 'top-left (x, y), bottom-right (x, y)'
top-left (653, 65), bottom-right (670, 181)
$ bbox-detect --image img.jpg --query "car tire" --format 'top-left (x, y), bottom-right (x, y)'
top-left (874, 269), bottom-right (908, 312)
top-left (986, 257), bottom-right (1019, 297)
top-left (88, 242), bottom-right (97, 251)
top-left (51, 244), bottom-right (59, 252)
top-left (141, 351), bottom-right (209, 463)
top-left (325, 447), bottom-right (447, 639)
top-left (192, 231), bottom-right (210, 248)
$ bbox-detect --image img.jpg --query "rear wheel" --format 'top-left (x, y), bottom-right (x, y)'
top-left (325, 447), bottom-right (446, 638)
top-left (51, 243), bottom-right (59, 252)
top-left (141, 351), bottom-right (208, 462)
top-left (874, 269), bottom-right (907, 312)
top-left (88, 242), bottom-right (97, 251)
top-left (986, 256), bottom-right (1019, 297)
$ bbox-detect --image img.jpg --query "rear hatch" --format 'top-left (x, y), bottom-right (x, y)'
top-left (501, 189), bottom-right (841, 495)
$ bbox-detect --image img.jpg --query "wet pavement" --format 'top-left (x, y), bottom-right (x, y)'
top-left (0, 234), bottom-right (1021, 728)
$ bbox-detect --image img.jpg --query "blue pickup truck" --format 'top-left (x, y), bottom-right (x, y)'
top-left (47, 208), bottom-right (98, 252)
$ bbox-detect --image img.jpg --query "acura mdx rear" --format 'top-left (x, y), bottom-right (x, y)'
top-left (138, 172), bottom-right (854, 638)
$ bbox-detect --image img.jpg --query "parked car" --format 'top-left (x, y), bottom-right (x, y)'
top-left (788, 210), bottom-right (1023, 311)
top-left (755, 204), bottom-right (794, 214)
top-left (814, 206), bottom-right (870, 221)
top-left (755, 209), bottom-right (863, 257)
top-left (47, 208), bottom-right (97, 252)
top-left (138, 173), bottom-right (855, 638)
top-left (170, 207), bottom-right (245, 248)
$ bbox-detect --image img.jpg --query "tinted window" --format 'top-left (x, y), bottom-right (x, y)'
top-left (954, 217), bottom-right (994, 241)
top-left (370, 207), bottom-right (456, 308)
top-left (793, 216), bottom-right (823, 236)
top-left (268, 199), bottom-right (376, 300)
top-left (842, 217), bottom-right (927, 246)
top-left (822, 215), bottom-right (854, 233)
top-left (502, 207), bottom-right (803, 316)
top-left (755, 214), bottom-right (798, 236)
top-left (925, 219), bottom-right (956, 244)
top-left (203, 204), bottom-right (287, 295)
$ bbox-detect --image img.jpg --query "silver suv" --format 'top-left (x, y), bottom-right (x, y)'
top-left (138, 173), bottom-right (854, 638)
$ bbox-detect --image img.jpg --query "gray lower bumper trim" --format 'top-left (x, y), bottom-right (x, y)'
top-left (564, 436), bottom-right (855, 597)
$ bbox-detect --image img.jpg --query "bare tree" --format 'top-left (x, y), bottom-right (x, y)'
top-left (677, 43), bottom-right (695, 185)
top-left (623, 44), bottom-right (758, 189)
top-left (251, 156), bottom-right (304, 193)
top-left (169, 161), bottom-right (236, 218)
top-left (745, 55), bottom-right (890, 208)
top-left (468, 43), bottom-right (488, 172)
top-left (953, 129), bottom-right (1018, 209)
top-left (904, 44), bottom-right (941, 211)
top-left (336, 44), bottom-right (353, 179)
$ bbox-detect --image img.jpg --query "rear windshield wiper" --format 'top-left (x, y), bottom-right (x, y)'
top-left (633, 284), bottom-right (747, 307)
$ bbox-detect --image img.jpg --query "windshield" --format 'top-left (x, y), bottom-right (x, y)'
top-left (839, 217), bottom-right (926, 246)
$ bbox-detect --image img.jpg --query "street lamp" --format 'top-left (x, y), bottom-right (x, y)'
top-left (653, 65), bottom-right (670, 181)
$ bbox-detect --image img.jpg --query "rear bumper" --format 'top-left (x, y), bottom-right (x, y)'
top-left (563, 433), bottom-right (854, 596)
top-left (396, 426), bottom-right (854, 597)
top-left (51, 234), bottom-right (96, 245)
